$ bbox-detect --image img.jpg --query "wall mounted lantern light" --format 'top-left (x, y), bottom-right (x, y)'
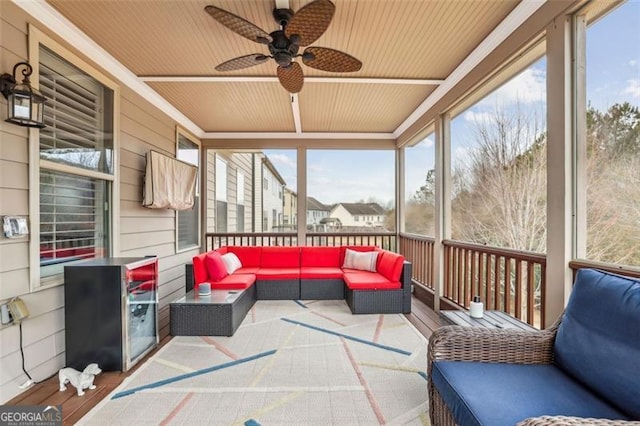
top-left (0, 61), bottom-right (46, 128)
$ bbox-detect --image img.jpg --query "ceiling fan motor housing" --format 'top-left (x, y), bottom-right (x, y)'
top-left (268, 30), bottom-right (300, 67)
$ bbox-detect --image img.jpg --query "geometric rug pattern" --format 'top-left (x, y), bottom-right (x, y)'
top-left (79, 300), bottom-right (429, 425)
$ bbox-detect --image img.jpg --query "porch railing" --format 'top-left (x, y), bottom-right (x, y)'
top-left (205, 233), bottom-right (298, 250)
top-left (306, 232), bottom-right (396, 250)
top-left (398, 233), bottom-right (435, 290)
top-left (204, 232), bottom-right (396, 251)
top-left (443, 240), bottom-right (546, 328)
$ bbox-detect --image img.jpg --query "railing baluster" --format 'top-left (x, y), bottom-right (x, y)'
top-left (515, 260), bottom-right (522, 319)
top-left (494, 256), bottom-right (501, 310)
top-left (504, 257), bottom-right (512, 314)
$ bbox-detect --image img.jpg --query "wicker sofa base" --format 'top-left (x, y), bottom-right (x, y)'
top-left (300, 278), bottom-right (345, 300)
top-left (256, 279), bottom-right (300, 300)
top-left (177, 260), bottom-right (413, 337)
top-left (170, 284), bottom-right (256, 336)
top-left (346, 288), bottom-right (404, 314)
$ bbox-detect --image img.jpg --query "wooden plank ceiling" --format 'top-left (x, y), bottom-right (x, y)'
top-left (46, 0), bottom-right (519, 136)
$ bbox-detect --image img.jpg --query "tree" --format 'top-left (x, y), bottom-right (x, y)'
top-left (403, 169), bottom-right (435, 235)
top-left (408, 101), bottom-right (639, 266)
top-left (587, 102), bottom-right (640, 158)
top-left (451, 103), bottom-right (547, 253)
top-left (585, 102), bottom-right (640, 265)
top-left (414, 169), bottom-right (435, 204)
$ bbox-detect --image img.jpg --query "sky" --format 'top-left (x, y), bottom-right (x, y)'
top-left (266, 1), bottom-right (639, 206)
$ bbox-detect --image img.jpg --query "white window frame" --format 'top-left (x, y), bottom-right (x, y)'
top-left (175, 128), bottom-right (201, 252)
top-left (28, 26), bottom-right (120, 291)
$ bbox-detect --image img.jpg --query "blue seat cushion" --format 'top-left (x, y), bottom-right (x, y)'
top-left (554, 268), bottom-right (640, 418)
top-left (431, 361), bottom-right (629, 426)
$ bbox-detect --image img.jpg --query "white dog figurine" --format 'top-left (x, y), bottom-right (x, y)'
top-left (58, 363), bottom-right (102, 396)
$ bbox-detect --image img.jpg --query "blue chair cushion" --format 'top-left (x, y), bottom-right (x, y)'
top-left (431, 361), bottom-right (629, 426)
top-left (554, 268), bottom-right (640, 418)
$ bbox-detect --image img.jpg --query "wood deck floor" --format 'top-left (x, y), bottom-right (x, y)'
top-left (6, 296), bottom-right (440, 425)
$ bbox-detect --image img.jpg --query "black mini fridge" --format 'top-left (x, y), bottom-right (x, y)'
top-left (63, 257), bottom-right (159, 371)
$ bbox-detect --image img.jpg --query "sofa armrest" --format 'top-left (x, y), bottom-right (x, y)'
top-left (185, 263), bottom-right (195, 293)
top-left (428, 323), bottom-right (558, 369)
top-left (517, 416), bottom-right (637, 425)
top-left (401, 261), bottom-right (412, 313)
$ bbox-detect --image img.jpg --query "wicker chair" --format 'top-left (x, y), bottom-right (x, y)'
top-left (427, 317), bottom-right (638, 426)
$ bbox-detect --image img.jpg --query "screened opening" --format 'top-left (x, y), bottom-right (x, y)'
top-left (177, 134), bottom-right (200, 250)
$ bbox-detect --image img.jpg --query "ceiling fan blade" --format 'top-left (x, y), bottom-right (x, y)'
top-left (205, 5), bottom-right (272, 44)
top-left (215, 54), bottom-right (269, 71)
top-left (285, 0), bottom-right (335, 47)
top-left (302, 47), bottom-right (362, 72)
top-left (277, 62), bottom-right (304, 93)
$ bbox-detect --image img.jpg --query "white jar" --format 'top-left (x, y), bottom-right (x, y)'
top-left (469, 296), bottom-right (484, 319)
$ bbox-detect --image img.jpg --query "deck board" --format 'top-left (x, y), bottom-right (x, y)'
top-left (5, 296), bottom-right (438, 425)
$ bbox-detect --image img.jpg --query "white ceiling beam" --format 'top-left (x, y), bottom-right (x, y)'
top-left (202, 132), bottom-right (394, 140)
top-left (291, 94), bottom-right (302, 133)
top-left (12, 0), bottom-right (204, 139)
top-left (393, 0), bottom-right (546, 140)
top-left (139, 76), bottom-right (444, 85)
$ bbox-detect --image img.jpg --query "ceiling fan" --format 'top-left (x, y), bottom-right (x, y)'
top-left (205, 0), bottom-right (362, 93)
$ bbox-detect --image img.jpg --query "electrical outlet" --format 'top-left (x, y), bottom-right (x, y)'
top-left (0, 303), bottom-right (11, 325)
top-left (8, 297), bottom-right (29, 323)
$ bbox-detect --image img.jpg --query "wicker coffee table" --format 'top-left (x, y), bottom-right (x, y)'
top-left (440, 310), bottom-right (536, 331)
top-left (170, 284), bottom-right (256, 336)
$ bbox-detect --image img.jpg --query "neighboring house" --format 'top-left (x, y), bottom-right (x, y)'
top-left (283, 188), bottom-right (297, 229)
top-left (329, 203), bottom-right (386, 228)
top-left (253, 153), bottom-right (286, 232)
top-left (210, 151), bottom-right (253, 233)
top-left (307, 197), bottom-right (331, 227)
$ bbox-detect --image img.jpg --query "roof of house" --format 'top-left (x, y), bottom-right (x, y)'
top-left (260, 154), bottom-right (286, 185)
top-left (307, 197), bottom-right (331, 212)
top-left (337, 203), bottom-right (386, 216)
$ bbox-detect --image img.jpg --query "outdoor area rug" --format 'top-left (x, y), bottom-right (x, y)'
top-left (79, 300), bottom-right (429, 425)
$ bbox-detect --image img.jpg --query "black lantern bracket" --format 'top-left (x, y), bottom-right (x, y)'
top-left (0, 61), bottom-right (47, 128)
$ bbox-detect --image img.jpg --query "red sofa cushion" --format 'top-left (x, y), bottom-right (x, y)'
top-left (192, 253), bottom-right (209, 285)
top-left (205, 251), bottom-right (228, 282)
top-left (343, 271), bottom-right (401, 290)
top-left (256, 268), bottom-right (300, 280)
top-left (227, 246), bottom-right (262, 267)
top-left (300, 267), bottom-right (344, 279)
top-left (300, 246), bottom-right (341, 268)
top-left (261, 247), bottom-right (300, 268)
top-left (339, 245), bottom-right (378, 266)
top-left (235, 266), bottom-right (260, 274)
top-left (211, 273), bottom-right (256, 290)
top-left (377, 251), bottom-right (405, 282)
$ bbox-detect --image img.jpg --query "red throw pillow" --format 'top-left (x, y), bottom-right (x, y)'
top-left (204, 251), bottom-right (228, 282)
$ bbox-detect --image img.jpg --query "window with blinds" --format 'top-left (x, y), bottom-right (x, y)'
top-left (39, 47), bottom-right (114, 173)
top-left (39, 171), bottom-right (108, 268)
top-left (177, 135), bottom-right (200, 250)
top-left (38, 45), bottom-right (114, 279)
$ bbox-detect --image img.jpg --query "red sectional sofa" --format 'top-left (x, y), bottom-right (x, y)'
top-left (185, 245), bottom-right (412, 314)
